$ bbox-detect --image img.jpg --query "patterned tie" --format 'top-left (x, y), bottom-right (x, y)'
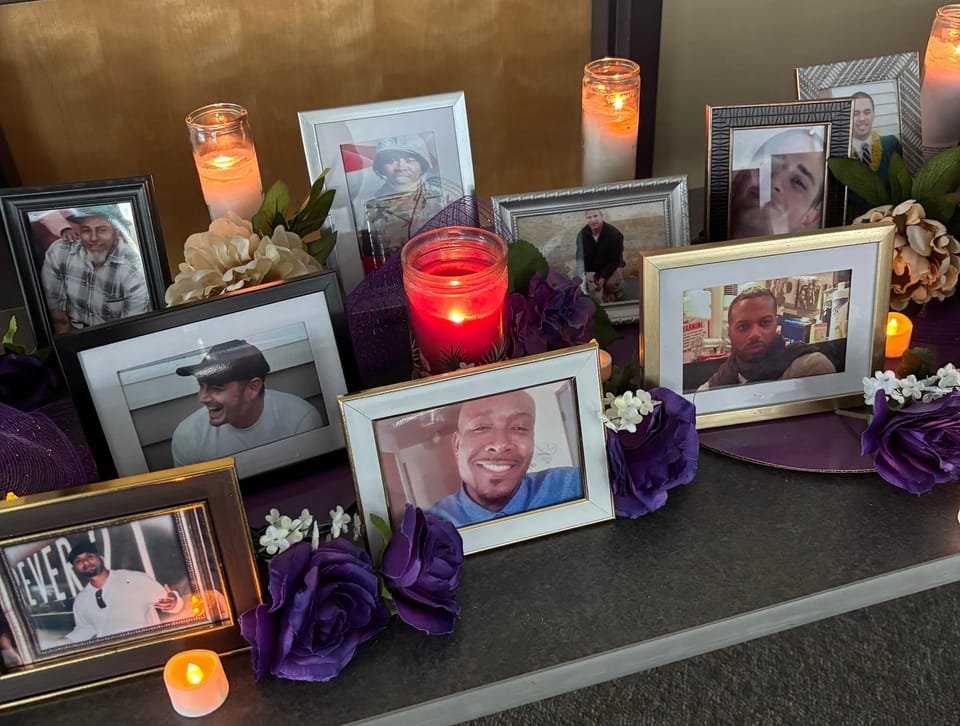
top-left (860, 143), bottom-right (872, 166)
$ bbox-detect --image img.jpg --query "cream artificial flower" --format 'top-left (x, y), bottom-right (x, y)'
top-left (165, 217), bottom-right (323, 306)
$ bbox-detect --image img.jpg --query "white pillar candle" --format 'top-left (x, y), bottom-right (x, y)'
top-left (163, 649), bottom-right (229, 718)
top-left (582, 58), bottom-right (640, 186)
top-left (921, 6), bottom-right (960, 160)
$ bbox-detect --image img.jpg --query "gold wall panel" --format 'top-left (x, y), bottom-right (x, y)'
top-left (0, 1), bottom-right (591, 274)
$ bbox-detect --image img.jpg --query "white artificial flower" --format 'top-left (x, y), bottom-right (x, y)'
top-left (310, 521), bottom-right (320, 551)
top-left (862, 370), bottom-right (899, 405)
top-left (297, 508), bottom-right (314, 533)
top-left (937, 363), bottom-right (960, 389)
top-left (601, 390), bottom-right (658, 433)
top-left (898, 375), bottom-right (925, 401)
top-left (329, 506), bottom-right (351, 539)
top-left (259, 524), bottom-right (304, 556)
top-left (264, 508), bottom-right (282, 527)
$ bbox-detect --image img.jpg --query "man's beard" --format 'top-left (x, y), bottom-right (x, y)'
top-left (85, 249), bottom-right (111, 266)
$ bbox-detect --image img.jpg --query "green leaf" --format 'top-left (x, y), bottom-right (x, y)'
top-left (290, 188), bottom-right (336, 238)
top-left (898, 347), bottom-right (936, 380)
top-left (369, 513), bottom-right (392, 544)
top-left (917, 194), bottom-right (957, 225)
top-left (887, 152), bottom-right (912, 204)
top-left (507, 239), bottom-right (549, 295)
top-left (2, 316), bottom-right (16, 349)
top-left (379, 579), bottom-right (398, 617)
top-left (306, 229), bottom-right (337, 265)
top-left (913, 146), bottom-right (960, 199)
top-left (827, 157), bottom-right (889, 206)
top-left (592, 303), bottom-right (619, 348)
top-left (604, 361), bottom-right (641, 397)
top-left (252, 181), bottom-right (292, 237)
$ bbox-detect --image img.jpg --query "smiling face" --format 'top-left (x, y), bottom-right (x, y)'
top-left (453, 391), bottom-right (536, 512)
top-left (71, 552), bottom-right (105, 579)
top-left (728, 295), bottom-right (779, 363)
top-left (852, 96), bottom-right (875, 142)
top-left (77, 215), bottom-right (120, 265)
top-left (197, 378), bottom-right (264, 429)
top-left (585, 209), bottom-right (604, 234)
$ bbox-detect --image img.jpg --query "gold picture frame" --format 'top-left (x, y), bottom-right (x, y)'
top-left (339, 344), bottom-right (614, 556)
top-left (0, 459), bottom-right (260, 710)
top-left (640, 223), bottom-right (895, 429)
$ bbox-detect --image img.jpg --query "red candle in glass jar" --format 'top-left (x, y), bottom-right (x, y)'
top-left (402, 226), bottom-right (508, 373)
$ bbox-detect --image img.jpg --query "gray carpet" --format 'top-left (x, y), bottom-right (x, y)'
top-left (466, 581), bottom-right (960, 725)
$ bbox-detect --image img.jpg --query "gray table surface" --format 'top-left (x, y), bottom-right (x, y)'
top-left (5, 448), bottom-right (960, 725)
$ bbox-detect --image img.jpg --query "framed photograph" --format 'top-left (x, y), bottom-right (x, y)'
top-left (55, 272), bottom-right (352, 481)
top-left (796, 52), bottom-right (922, 174)
top-left (299, 92), bottom-right (475, 294)
top-left (492, 177), bottom-right (690, 324)
top-left (0, 177), bottom-right (169, 348)
top-left (0, 459), bottom-right (260, 709)
top-left (640, 223), bottom-right (895, 429)
top-left (339, 344), bottom-right (613, 556)
top-left (706, 100), bottom-right (854, 243)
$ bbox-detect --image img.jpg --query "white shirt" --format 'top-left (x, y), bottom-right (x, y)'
top-left (66, 569), bottom-right (177, 642)
top-left (171, 389), bottom-right (325, 467)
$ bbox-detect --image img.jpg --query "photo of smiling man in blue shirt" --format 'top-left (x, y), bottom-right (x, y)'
top-left (427, 390), bottom-right (583, 528)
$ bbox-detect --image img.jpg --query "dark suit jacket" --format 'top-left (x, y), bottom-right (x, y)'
top-left (575, 222), bottom-right (624, 280)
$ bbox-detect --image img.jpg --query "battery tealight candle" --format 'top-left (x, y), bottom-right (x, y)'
top-left (921, 5), bottom-right (960, 160)
top-left (186, 103), bottom-right (264, 220)
top-left (884, 312), bottom-right (914, 359)
top-left (402, 227), bottom-right (508, 373)
top-left (582, 58), bottom-right (640, 185)
top-left (163, 649), bottom-right (229, 718)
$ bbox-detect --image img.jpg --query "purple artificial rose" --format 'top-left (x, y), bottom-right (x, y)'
top-left (509, 271), bottom-right (595, 358)
top-left (862, 389), bottom-right (960, 494)
top-left (607, 387), bottom-right (699, 518)
top-left (380, 504), bottom-right (464, 635)
top-left (0, 352), bottom-right (59, 411)
top-left (239, 538), bottom-right (389, 682)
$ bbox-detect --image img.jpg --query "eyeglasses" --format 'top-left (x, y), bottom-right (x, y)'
top-left (95, 589), bottom-right (106, 609)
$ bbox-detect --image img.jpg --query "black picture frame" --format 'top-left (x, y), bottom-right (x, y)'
top-left (705, 100), bottom-right (854, 242)
top-left (0, 176), bottom-right (170, 348)
top-left (54, 271), bottom-right (356, 483)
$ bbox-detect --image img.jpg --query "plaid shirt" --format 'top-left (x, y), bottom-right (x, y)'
top-left (41, 239), bottom-right (151, 329)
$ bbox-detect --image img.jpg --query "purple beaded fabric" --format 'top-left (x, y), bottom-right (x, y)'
top-left (344, 196), bottom-right (500, 388)
top-left (0, 400), bottom-right (98, 497)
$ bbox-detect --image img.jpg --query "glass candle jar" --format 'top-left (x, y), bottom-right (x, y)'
top-left (185, 103), bottom-right (264, 220)
top-left (401, 226), bottom-right (508, 373)
top-left (921, 5), bottom-right (960, 160)
top-left (581, 58), bottom-right (641, 185)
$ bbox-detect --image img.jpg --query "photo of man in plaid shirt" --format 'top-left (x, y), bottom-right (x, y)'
top-left (40, 205), bottom-right (151, 333)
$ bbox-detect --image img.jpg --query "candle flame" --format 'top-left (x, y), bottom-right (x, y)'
top-left (210, 155), bottom-right (237, 170)
top-left (953, 43), bottom-right (960, 56)
top-left (190, 594), bottom-right (205, 617)
top-left (612, 94), bottom-right (625, 111)
top-left (185, 663), bottom-right (205, 685)
top-left (448, 311), bottom-right (465, 324)
top-left (886, 317), bottom-right (899, 336)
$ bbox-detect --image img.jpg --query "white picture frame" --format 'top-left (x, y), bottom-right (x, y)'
top-left (298, 92), bottom-right (475, 294)
top-left (640, 224), bottom-right (896, 429)
top-left (339, 344), bottom-right (614, 556)
top-left (55, 273), bottom-right (351, 481)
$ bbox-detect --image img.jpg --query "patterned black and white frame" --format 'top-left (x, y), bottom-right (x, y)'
top-left (705, 100), bottom-right (854, 243)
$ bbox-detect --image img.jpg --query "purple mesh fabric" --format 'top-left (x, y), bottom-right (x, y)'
top-left (0, 400), bottom-right (98, 497)
top-left (344, 196), bottom-right (500, 388)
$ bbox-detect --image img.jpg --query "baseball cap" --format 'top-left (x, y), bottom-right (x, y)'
top-left (66, 205), bottom-right (129, 228)
top-left (175, 340), bottom-right (270, 385)
top-left (67, 540), bottom-right (99, 564)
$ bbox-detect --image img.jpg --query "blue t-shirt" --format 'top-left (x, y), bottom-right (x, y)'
top-left (427, 467), bottom-right (583, 528)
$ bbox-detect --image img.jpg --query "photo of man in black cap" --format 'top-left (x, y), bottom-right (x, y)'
top-left (38, 203), bottom-right (151, 333)
top-left (170, 339), bottom-right (325, 467)
top-left (63, 540), bottom-right (182, 643)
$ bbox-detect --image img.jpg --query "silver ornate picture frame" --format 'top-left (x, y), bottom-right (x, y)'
top-left (492, 177), bottom-right (690, 324)
top-left (796, 52), bottom-right (922, 174)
